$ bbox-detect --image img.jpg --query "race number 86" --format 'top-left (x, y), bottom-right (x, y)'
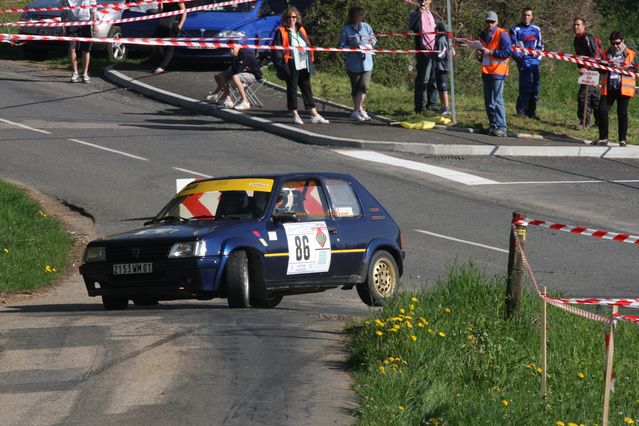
top-left (294, 235), bottom-right (311, 261)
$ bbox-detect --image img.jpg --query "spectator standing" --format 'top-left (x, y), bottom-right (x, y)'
top-left (62, 0), bottom-right (97, 83)
top-left (211, 43), bottom-right (263, 110)
top-left (339, 7), bottom-right (377, 121)
top-left (434, 21), bottom-right (453, 115)
top-left (475, 10), bottom-right (512, 137)
top-left (271, 6), bottom-right (329, 125)
top-left (152, 0), bottom-right (187, 74)
top-left (594, 31), bottom-right (636, 147)
top-left (409, 0), bottom-right (442, 113)
top-left (509, 7), bottom-right (543, 119)
top-left (573, 18), bottom-right (602, 129)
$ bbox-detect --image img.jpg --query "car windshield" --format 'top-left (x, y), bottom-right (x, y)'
top-left (153, 178), bottom-right (274, 222)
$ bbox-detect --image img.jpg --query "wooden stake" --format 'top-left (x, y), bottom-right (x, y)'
top-left (602, 306), bottom-right (618, 426)
top-left (582, 84), bottom-right (590, 130)
top-left (541, 286), bottom-right (547, 396)
top-left (506, 211), bottom-right (526, 318)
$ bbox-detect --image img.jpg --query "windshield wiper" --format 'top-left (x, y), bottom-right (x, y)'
top-left (190, 215), bottom-right (216, 220)
top-left (144, 215), bottom-right (188, 225)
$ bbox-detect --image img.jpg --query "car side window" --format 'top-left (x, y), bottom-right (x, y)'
top-left (275, 179), bottom-right (329, 221)
top-left (323, 178), bottom-right (362, 218)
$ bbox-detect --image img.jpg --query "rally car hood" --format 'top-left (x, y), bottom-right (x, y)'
top-left (183, 12), bottom-right (257, 32)
top-left (97, 220), bottom-right (257, 243)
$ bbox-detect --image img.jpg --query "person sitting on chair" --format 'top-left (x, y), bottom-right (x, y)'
top-left (209, 41), bottom-right (262, 111)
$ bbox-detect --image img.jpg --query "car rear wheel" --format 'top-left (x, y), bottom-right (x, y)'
top-left (107, 26), bottom-right (127, 62)
top-left (356, 251), bottom-right (399, 307)
top-left (102, 296), bottom-right (129, 310)
top-left (250, 293), bottom-right (283, 309)
top-left (226, 250), bottom-right (250, 308)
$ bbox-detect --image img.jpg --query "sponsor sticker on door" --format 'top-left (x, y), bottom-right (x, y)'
top-left (283, 221), bottom-right (331, 275)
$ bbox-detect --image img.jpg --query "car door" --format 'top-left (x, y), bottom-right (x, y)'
top-left (321, 177), bottom-right (368, 279)
top-left (264, 178), bottom-right (338, 285)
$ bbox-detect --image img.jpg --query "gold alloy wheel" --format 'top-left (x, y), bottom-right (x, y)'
top-left (372, 257), bottom-right (397, 297)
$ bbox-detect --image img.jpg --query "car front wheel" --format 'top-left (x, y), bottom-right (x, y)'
top-left (356, 251), bottom-right (399, 307)
top-left (102, 296), bottom-right (129, 310)
top-left (226, 250), bottom-right (250, 308)
top-left (107, 26), bottom-right (127, 62)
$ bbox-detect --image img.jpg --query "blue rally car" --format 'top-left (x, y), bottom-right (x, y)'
top-left (79, 173), bottom-right (404, 310)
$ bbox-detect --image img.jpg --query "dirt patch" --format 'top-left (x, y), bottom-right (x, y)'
top-left (0, 179), bottom-right (95, 305)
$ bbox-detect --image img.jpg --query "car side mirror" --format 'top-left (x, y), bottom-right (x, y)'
top-left (272, 211), bottom-right (298, 223)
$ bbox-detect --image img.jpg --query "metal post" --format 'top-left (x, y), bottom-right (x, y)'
top-left (446, 0), bottom-right (456, 123)
top-left (506, 211), bottom-right (526, 318)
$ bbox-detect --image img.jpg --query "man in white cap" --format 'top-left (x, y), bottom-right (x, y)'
top-left (475, 10), bottom-right (512, 137)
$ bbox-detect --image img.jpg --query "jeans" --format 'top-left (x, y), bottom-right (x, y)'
top-left (598, 89), bottom-right (630, 142)
top-left (516, 65), bottom-right (540, 117)
top-left (483, 76), bottom-right (507, 131)
top-left (414, 53), bottom-right (438, 112)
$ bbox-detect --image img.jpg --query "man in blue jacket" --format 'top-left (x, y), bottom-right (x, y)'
top-left (510, 7), bottom-right (543, 118)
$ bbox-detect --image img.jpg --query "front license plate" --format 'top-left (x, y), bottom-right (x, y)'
top-left (113, 263), bottom-right (153, 275)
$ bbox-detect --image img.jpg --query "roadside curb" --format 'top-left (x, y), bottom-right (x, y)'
top-left (104, 66), bottom-right (639, 159)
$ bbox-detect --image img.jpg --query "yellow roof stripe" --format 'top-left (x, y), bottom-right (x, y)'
top-left (177, 178), bottom-right (274, 197)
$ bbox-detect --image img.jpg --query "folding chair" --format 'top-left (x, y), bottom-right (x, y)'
top-left (229, 78), bottom-right (266, 108)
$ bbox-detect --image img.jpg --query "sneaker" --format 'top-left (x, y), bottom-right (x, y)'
top-left (620, 141), bottom-right (627, 147)
top-left (597, 139), bottom-right (609, 146)
top-left (311, 114), bottom-right (329, 124)
top-left (488, 128), bottom-right (498, 136)
top-left (70, 72), bottom-right (80, 83)
top-left (494, 129), bottom-right (507, 137)
top-left (82, 74), bottom-right (91, 83)
top-left (441, 109), bottom-right (452, 116)
top-left (152, 67), bottom-right (165, 75)
top-left (361, 111), bottom-right (371, 121)
top-left (292, 114), bottom-right (304, 125)
top-left (223, 98), bottom-right (234, 108)
top-left (234, 100), bottom-right (250, 110)
top-left (350, 111), bottom-right (365, 121)
top-left (206, 91), bottom-right (221, 102)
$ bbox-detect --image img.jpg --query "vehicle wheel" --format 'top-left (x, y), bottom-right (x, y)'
top-left (356, 251), bottom-right (399, 307)
top-left (106, 26), bottom-right (127, 62)
top-left (102, 296), bottom-right (129, 310)
top-left (250, 293), bottom-right (283, 309)
top-left (132, 298), bottom-right (159, 306)
top-left (225, 250), bottom-right (250, 308)
top-left (22, 45), bottom-right (47, 61)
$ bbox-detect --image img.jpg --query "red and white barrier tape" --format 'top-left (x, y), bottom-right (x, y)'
top-left (513, 217), bottom-right (639, 247)
top-left (0, 33), bottom-right (442, 53)
top-left (549, 297), bottom-right (639, 308)
top-left (6, 0), bottom-right (256, 28)
top-left (512, 224), bottom-right (612, 324)
top-left (0, 0), bottom-right (194, 14)
top-left (614, 313), bottom-right (639, 325)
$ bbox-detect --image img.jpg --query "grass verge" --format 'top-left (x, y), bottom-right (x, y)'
top-left (348, 264), bottom-right (639, 425)
top-left (0, 180), bottom-right (74, 292)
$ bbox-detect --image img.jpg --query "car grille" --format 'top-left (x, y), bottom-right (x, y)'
top-left (107, 244), bottom-right (173, 262)
top-left (182, 29), bottom-right (220, 39)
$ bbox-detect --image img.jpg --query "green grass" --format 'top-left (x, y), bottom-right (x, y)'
top-left (0, 180), bottom-right (74, 292)
top-left (264, 54), bottom-right (639, 144)
top-left (348, 264), bottom-right (639, 425)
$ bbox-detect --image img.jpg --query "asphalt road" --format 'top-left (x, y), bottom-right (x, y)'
top-left (1, 60), bottom-right (638, 425)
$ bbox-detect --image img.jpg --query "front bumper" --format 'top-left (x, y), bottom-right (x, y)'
top-left (79, 256), bottom-right (221, 299)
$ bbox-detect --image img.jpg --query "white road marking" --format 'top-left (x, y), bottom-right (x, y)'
top-left (0, 118), bottom-right (51, 135)
top-left (494, 179), bottom-right (639, 185)
top-left (414, 229), bottom-right (508, 253)
top-left (334, 150), bottom-right (499, 186)
top-left (172, 167), bottom-right (212, 178)
top-left (67, 138), bottom-right (149, 161)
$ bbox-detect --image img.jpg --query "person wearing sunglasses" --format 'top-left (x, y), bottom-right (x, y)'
top-left (271, 6), bottom-right (329, 125)
top-left (475, 10), bottom-right (512, 137)
top-left (593, 31), bottom-right (637, 147)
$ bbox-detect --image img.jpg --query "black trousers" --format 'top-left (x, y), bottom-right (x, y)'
top-left (577, 84), bottom-right (600, 126)
top-left (285, 67), bottom-right (315, 111)
top-left (154, 19), bottom-right (178, 69)
top-left (599, 88), bottom-right (630, 142)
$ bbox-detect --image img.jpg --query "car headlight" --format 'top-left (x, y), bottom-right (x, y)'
top-left (218, 30), bottom-right (246, 39)
top-left (168, 241), bottom-right (207, 258)
top-left (84, 246), bottom-right (106, 263)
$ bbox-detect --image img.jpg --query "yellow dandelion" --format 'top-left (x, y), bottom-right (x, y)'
top-left (467, 335), bottom-right (475, 342)
top-left (399, 406), bottom-right (404, 411)
top-left (410, 335), bottom-right (417, 341)
top-left (405, 321), bottom-right (413, 328)
top-left (536, 367), bottom-right (542, 374)
top-left (38, 210), bottom-right (48, 217)
top-left (404, 315), bottom-right (412, 320)
top-left (2, 248), bottom-right (8, 254)
top-left (492, 385), bottom-right (501, 393)
top-left (375, 330), bottom-right (383, 336)
top-left (378, 366), bottom-right (385, 374)
top-left (443, 307), bottom-right (452, 313)
top-left (393, 324), bottom-right (401, 330)
top-left (409, 304), bottom-right (415, 310)
top-left (501, 399), bottom-right (509, 406)
top-left (383, 359), bottom-right (389, 365)
top-left (438, 331), bottom-right (446, 337)
top-left (555, 421), bottom-right (565, 426)
top-left (624, 418), bottom-right (635, 424)
top-left (388, 357), bottom-right (395, 362)
top-left (577, 372), bottom-right (585, 379)
top-left (527, 363), bottom-right (535, 369)
top-left (418, 323), bottom-right (425, 328)
top-left (388, 328), bottom-right (398, 333)
top-left (428, 328), bottom-right (434, 335)
top-left (411, 297), bottom-right (419, 302)
top-left (399, 308), bottom-right (406, 314)
top-left (402, 360), bottom-right (408, 365)
top-left (568, 423), bottom-right (578, 426)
